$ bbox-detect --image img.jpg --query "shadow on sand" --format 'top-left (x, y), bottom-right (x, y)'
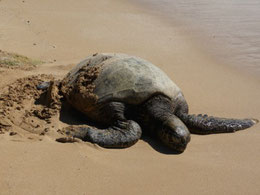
top-left (141, 135), bottom-right (182, 155)
top-left (36, 92), bottom-right (181, 155)
top-left (59, 103), bottom-right (181, 154)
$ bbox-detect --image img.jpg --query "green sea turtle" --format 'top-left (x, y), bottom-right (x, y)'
top-left (39, 53), bottom-right (258, 153)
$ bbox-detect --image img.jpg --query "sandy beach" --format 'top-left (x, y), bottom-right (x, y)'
top-left (0, 0), bottom-right (259, 194)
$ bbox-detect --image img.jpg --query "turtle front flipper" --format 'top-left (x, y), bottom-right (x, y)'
top-left (178, 113), bottom-right (258, 134)
top-left (56, 120), bottom-right (142, 148)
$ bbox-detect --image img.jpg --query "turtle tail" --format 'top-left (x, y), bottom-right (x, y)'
top-left (177, 113), bottom-right (258, 134)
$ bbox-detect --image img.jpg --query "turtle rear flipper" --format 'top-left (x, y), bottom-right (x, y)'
top-left (56, 120), bottom-right (142, 148)
top-left (178, 113), bottom-right (258, 134)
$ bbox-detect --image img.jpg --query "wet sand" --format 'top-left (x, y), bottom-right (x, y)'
top-left (0, 0), bottom-right (260, 194)
top-left (133, 0), bottom-right (260, 77)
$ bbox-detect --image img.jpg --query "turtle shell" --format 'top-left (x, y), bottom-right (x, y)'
top-left (62, 53), bottom-right (182, 114)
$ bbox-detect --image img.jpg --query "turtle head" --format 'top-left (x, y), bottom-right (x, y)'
top-left (158, 115), bottom-right (191, 153)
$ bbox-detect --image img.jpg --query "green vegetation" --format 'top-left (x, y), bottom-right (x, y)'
top-left (0, 50), bottom-right (44, 68)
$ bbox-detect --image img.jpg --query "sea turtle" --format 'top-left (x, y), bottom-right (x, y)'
top-left (39, 53), bottom-right (258, 153)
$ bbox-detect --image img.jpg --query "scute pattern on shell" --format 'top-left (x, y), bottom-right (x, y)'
top-left (61, 53), bottom-right (182, 117)
top-left (92, 54), bottom-right (182, 105)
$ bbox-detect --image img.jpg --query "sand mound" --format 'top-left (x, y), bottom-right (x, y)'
top-left (0, 74), bottom-right (63, 138)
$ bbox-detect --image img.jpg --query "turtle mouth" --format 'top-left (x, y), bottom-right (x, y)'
top-left (158, 133), bottom-right (189, 153)
top-left (162, 127), bottom-right (191, 153)
top-left (167, 141), bottom-right (188, 153)
top-left (159, 116), bottom-right (191, 153)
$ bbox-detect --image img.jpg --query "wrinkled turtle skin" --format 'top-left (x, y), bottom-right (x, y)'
top-left (45, 53), bottom-right (258, 153)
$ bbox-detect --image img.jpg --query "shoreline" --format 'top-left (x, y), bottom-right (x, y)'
top-left (131, 0), bottom-right (260, 79)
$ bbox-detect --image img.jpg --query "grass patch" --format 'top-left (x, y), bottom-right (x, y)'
top-left (0, 50), bottom-right (44, 68)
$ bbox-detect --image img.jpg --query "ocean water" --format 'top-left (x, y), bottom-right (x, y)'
top-left (134, 0), bottom-right (260, 76)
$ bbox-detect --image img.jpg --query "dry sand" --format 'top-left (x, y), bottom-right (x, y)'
top-left (0, 0), bottom-right (259, 194)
